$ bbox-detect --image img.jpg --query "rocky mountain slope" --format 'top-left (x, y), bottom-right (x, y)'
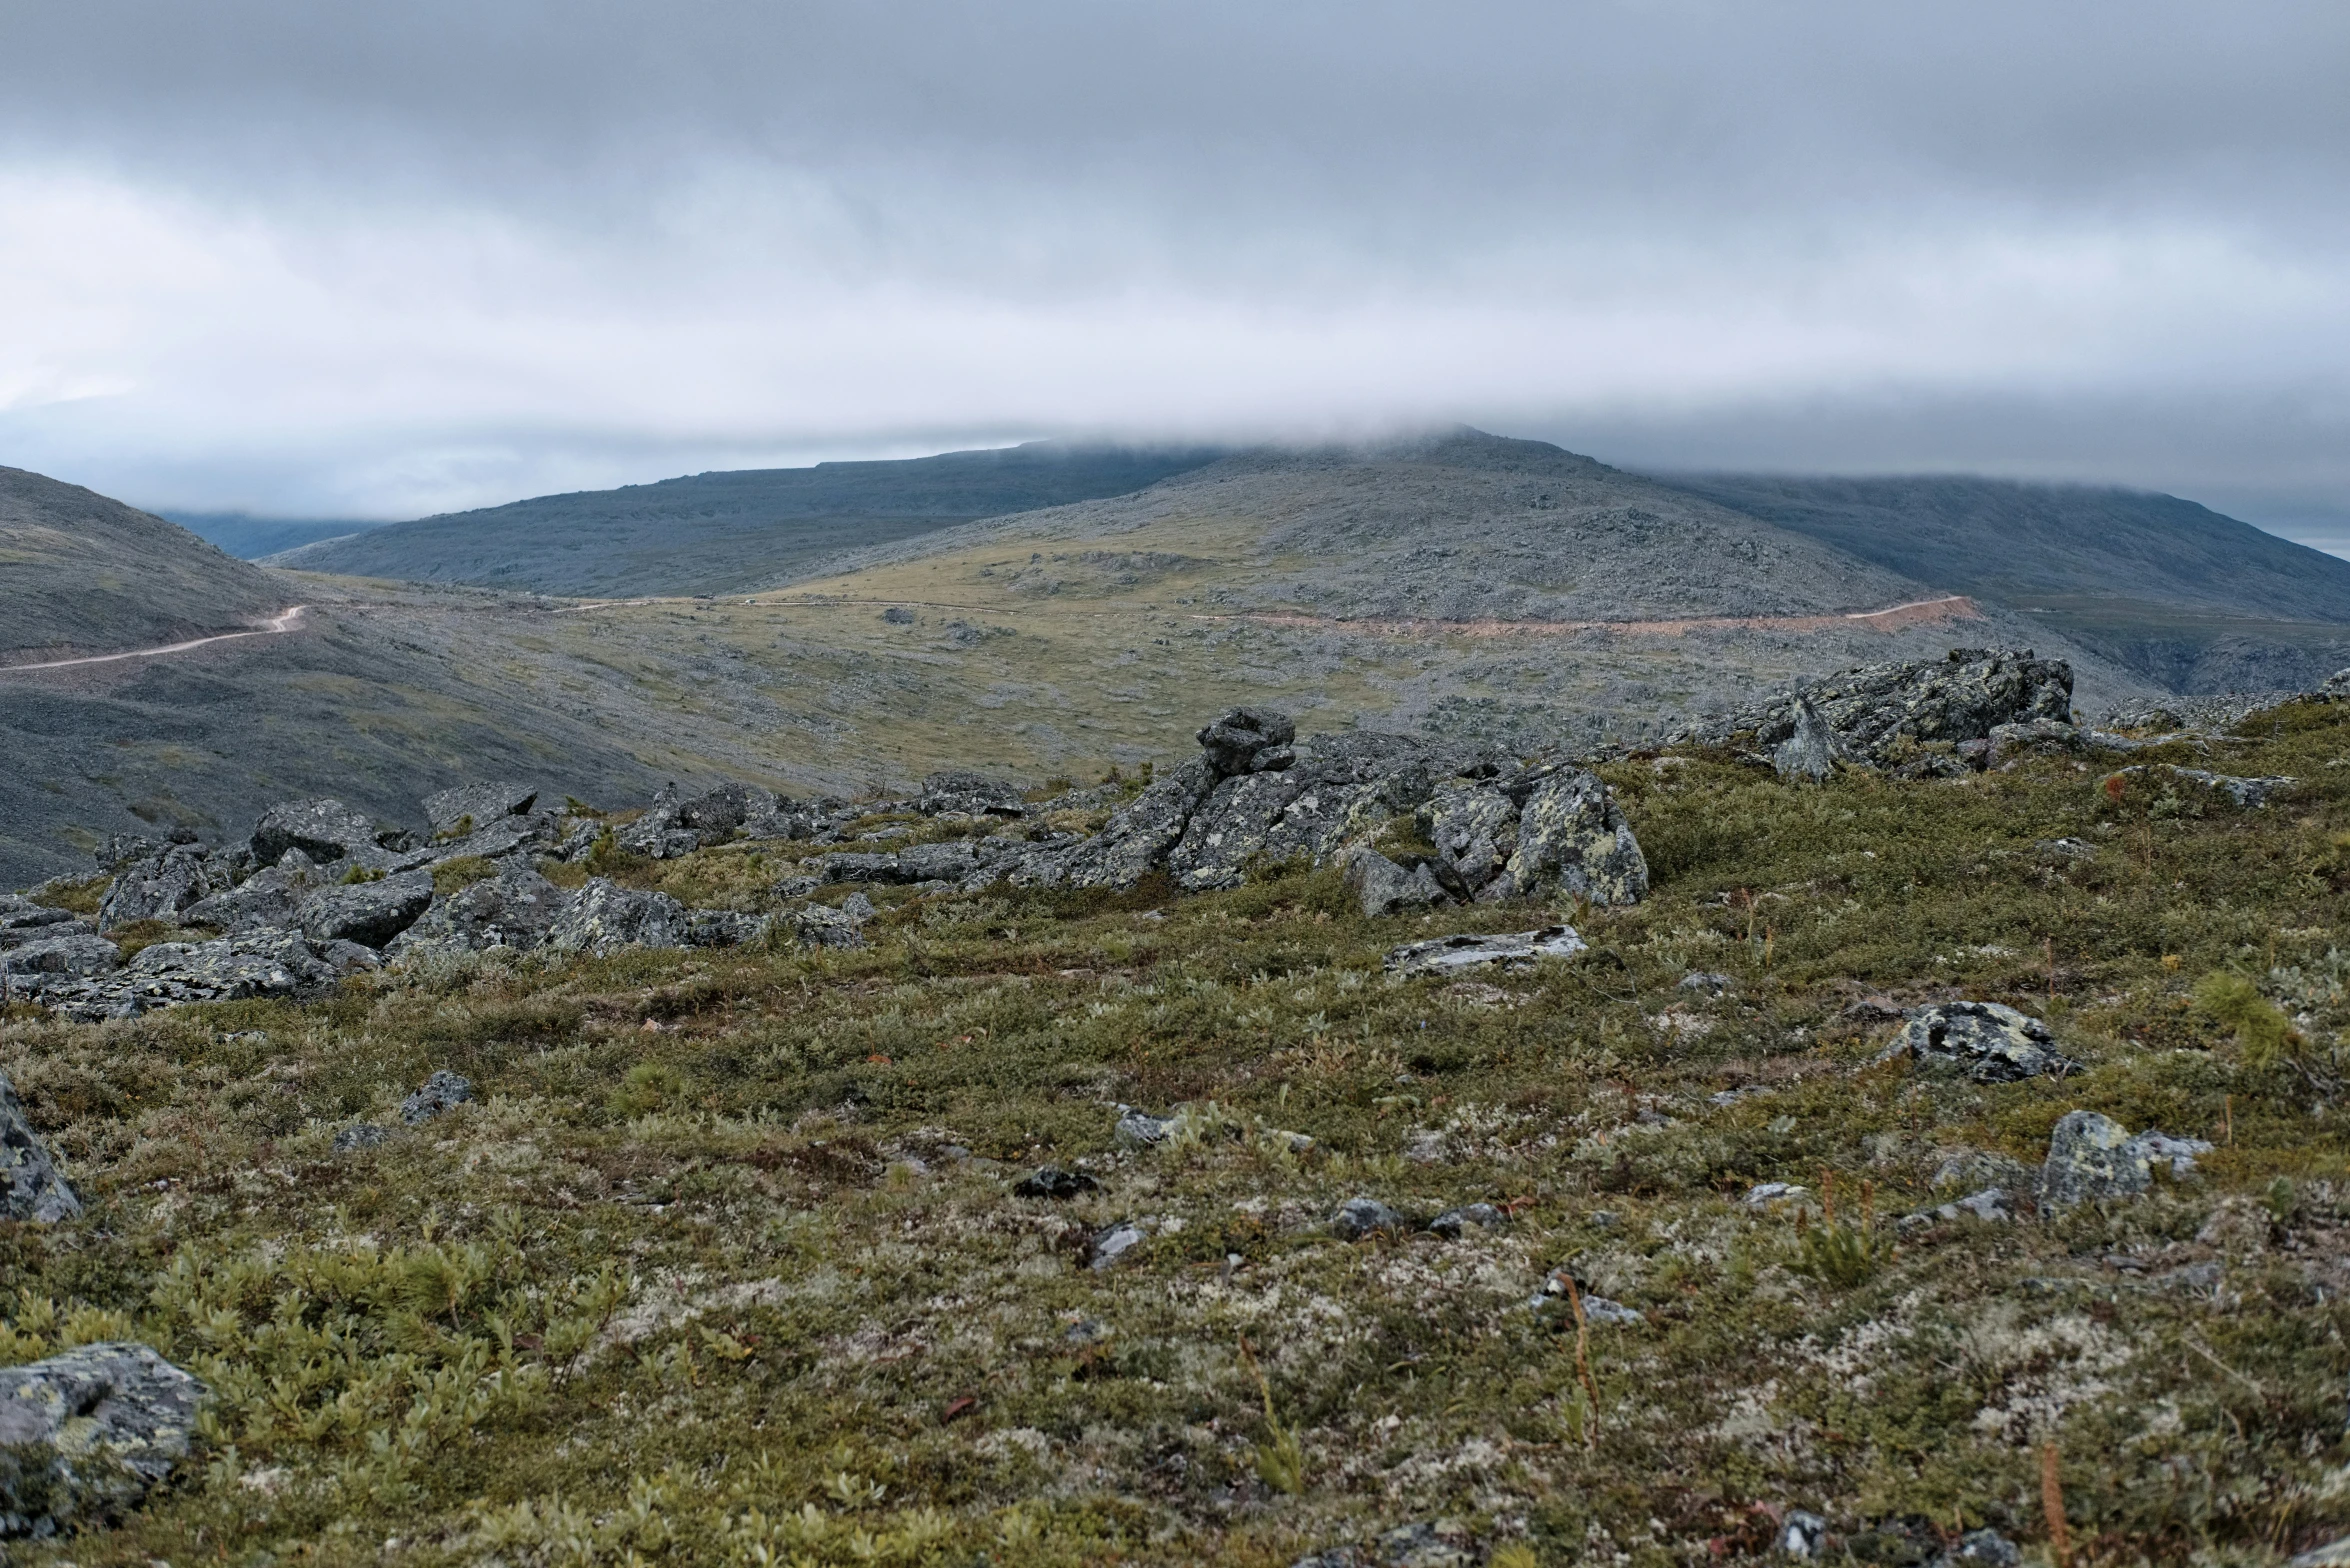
top-left (0, 467), bottom-right (288, 659)
top-left (1656, 473), bottom-right (2350, 692)
top-left (266, 442), bottom-right (1230, 597)
top-left (162, 509), bottom-right (386, 560)
top-left (2, 654), bottom-right (2346, 1565)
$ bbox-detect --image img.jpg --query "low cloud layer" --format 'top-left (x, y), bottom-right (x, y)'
top-left (1, 2), bottom-right (2344, 538)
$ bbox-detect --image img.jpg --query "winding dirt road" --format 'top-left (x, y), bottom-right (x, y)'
top-left (0, 605), bottom-right (309, 674)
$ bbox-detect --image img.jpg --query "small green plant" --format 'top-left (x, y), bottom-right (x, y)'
top-left (2195, 971), bottom-right (2296, 1066)
top-left (1793, 1175), bottom-right (1893, 1288)
top-left (340, 863), bottom-right (386, 884)
top-left (431, 856), bottom-right (498, 896)
top-left (1239, 1337), bottom-right (1305, 1496)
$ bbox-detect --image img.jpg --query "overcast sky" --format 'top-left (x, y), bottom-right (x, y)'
top-left (2, 2), bottom-right (2346, 544)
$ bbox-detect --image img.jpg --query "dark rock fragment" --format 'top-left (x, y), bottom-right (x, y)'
top-left (296, 871), bottom-right (434, 949)
top-left (0, 1342), bottom-right (205, 1537)
top-left (1013, 1167), bottom-right (1100, 1199)
top-left (0, 1074), bottom-right (81, 1224)
top-left (1875, 1001), bottom-right (2078, 1083)
top-left (400, 1070), bottom-right (475, 1125)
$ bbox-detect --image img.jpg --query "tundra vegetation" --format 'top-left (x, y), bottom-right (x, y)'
top-left (7, 702), bottom-right (2350, 1565)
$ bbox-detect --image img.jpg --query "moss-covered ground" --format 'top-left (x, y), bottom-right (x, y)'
top-left (11, 706), bottom-right (2350, 1564)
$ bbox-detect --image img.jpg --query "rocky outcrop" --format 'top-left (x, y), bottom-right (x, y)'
top-left (36, 931), bottom-right (348, 1021)
top-left (919, 770), bottom-right (1029, 818)
top-left (0, 1342), bottom-right (205, 1537)
top-left (0, 932), bottom-right (122, 984)
top-left (95, 842), bottom-right (237, 929)
top-left (183, 850), bottom-right (325, 933)
top-left (296, 871), bottom-right (435, 948)
top-left (1683, 648), bottom-right (2076, 778)
top-left (1875, 1002), bottom-right (2078, 1083)
top-left (1491, 765), bottom-right (1649, 905)
top-left (0, 897), bottom-right (82, 949)
top-left (0, 1075), bottom-right (81, 1224)
top-left (1384, 927), bottom-right (1588, 976)
top-left (1340, 846), bottom-right (1447, 917)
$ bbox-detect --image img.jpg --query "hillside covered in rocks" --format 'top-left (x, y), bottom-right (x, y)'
top-left (3, 645), bottom-right (2350, 1564)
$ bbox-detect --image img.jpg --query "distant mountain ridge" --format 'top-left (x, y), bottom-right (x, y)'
top-left (163, 511), bottom-right (385, 561)
top-left (268, 442), bottom-right (1232, 596)
top-left (1653, 472), bottom-right (2350, 691)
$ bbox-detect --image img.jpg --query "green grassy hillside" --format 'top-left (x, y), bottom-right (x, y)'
top-left (8, 702), bottom-right (2350, 1563)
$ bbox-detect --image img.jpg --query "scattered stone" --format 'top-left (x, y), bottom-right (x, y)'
top-left (1932, 1150), bottom-right (2033, 1192)
top-left (1773, 695), bottom-right (1843, 782)
top-left (0, 1342), bottom-right (205, 1538)
top-left (2117, 763), bottom-right (2296, 808)
top-left (1902, 1188), bottom-right (2015, 1230)
top-left (0, 1075), bottom-right (81, 1224)
top-left (1340, 845), bottom-right (1447, 918)
top-left (1088, 1220), bottom-right (1148, 1269)
top-left (1195, 706), bottom-right (1297, 777)
top-left (400, 1070), bottom-right (475, 1126)
top-left (2289, 1536), bottom-right (2350, 1567)
top-left (1679, 971), bottom-right (1737, 993)
top-left (1013, 1168), bottom-right (1099, 1199)
top-left (1062, 1318), bottom-right (1112, 1348)
top-left (613, 785), bottom-right (703, 860)
top-left (1534, 1270), bottom-right (1644, 1322)
top-left (783, 905), bottom-right (867, 950)
top-left (333, 1123), bottom-right (392, 1153)
top-left (1745, 1182), bottom-right (1808, 1208)
top-left (1332, 1197), bottom-right (1407, 1240)
top-left (2035, 836), bottom-right (2098, 862)
top-left (296, 871), bottom-right (434, 949)
top-left (2037, 1110), bottom-right (2214, 1210)
top-left (250, 797), bottom-right (388, 867)
top-left (1875, 1001), bottom-right (2079, 1083)
top-left (1987, 718), bottom-right (2087, 767)
top-left (1426, 1203), bottom-right (1504, 1238)
top-left (1291, 1521), bottom-right (1474, 1568)
top-left (545, 878), bottom-right (688, 954)
top-left (422, 781), bottom-right (539, 837)
top-left (1383, 926), bottom-right (1586, 977)
top-left (1936, 1528), bottom-right (2021, 1566)
top-left (1113, 1107), bottom-right (1175, 1148)
top-left (1780, 1509), bottom-right (1830, 1558)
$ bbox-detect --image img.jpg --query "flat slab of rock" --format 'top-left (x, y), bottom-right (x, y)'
top-left (1385, 926), bottom-right (1586, 977)
top-left (0, 932), bottom-right (121, 981)
top-left (39, 931), bottom-right (344, 1020)
top-left (0, 1074), bottom-right (81, 1224)
top-left (1875, 1001), bottom-right (2078, 1082)
top-left (422, 781), bottom-right (539, 836)
top-left (389, 866), bottom-right (568, 958)
top-left (297, 871), bottom-right (434, 948)
top-left (0, 1342), bottom-right (205, 1537)
top-left (250, 798), bottom-right (388, 868)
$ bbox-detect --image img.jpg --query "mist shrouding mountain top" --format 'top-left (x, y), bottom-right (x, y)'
top-left (0, 3), bottom-right (2345, 536)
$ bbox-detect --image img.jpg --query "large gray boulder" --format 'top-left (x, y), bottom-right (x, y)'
top-left (0, 932), bottom-right (122, 983)
top-left (544, 878), bottom-right (688, 954)
top-left (1419, 781), bottom-right (1518, 898)
top-left (0, 1342), bottom-right (205, 1536)
top-left (0, 897), bottom-right (79, 949)
top-left (2038, 1110), bottom-right (2214, 1210)
top-left (0, 1074), bottom-right (81, 1224)
top-left (1167, 730), bottom-right (1448, 892)
top-left (39, 931), bottom-right (344, 1021)
top-left (183, 850), bottom-right (325, 932)
top-left (249, 798), bottom-right (388, 867)
top-left (95, 843), bottom-right (236, 930)
top-left (388, 866), bottom-right (568, 957)
top-left (1490, 767), bottom-right (1649, 906)
top-left (613, 786), bottom-right (702, 860)
top-left (296, 872), bottom-right (435, 949)
top-left (1876, 1002), bottom-right (2078, 1082)
top-left (1340, 846), bottom-right (1446, 918)
top-left (1773, 695), bottom-right (1843, 782)
top-left (421, 781), bottom-right (538, 837)
top-left (1195, 707), bottom-right (1297, 776)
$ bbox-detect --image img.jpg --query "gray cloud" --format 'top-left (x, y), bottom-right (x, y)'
top-left (0, 2), bottom-right (2344, 534)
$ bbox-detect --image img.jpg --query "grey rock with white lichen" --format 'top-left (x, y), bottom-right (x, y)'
top-left (0, 1342), bottom-right (205, 1538)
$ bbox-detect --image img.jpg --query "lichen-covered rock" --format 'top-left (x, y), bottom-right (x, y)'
top-left (1491, 768), bottom-right (1648, 905)
top-left (1385, 926), bottom-right (1587, 976)
top-left (613, 785), bottom-right (703, 860)
top-left (1774, 695), bottom-right (1843, 782)
top-left (0, 1342), bottom-right (204, 1537)
top-left (1195, 707), bottom-right (1297, 777)
top-left (0, 1075), bottom-right (80, 1224)
top-left (421, 781), bottom-right (539, 836)
top-left (0, 932), bottom-right (122, 982)
top-left (544, 878), bottom-right (688, 954)
top-left (401, 1070), bottom-right (474, 1125)
top-left (1687, 648), bottom-right (2075, 776)
top-left (824, 841), bottom-right (987, 885)
top-left (1333, 1197), bottom-right (1407, 1240)
top-left (182, 850), bottom-right (325, 932)
top-left (1044, 757), bottom-right (1221, 890)
top-left (39, 931), bottom-right (344, 1020)
top-left (1340, 846), bottom-right (1447, 918)
top-left (95, 843), bottom-right (235, 929)
top-left (1168, 731), bottom-right (1448, 892)
top-left (783, 905), bottom-right (868, 950)
top-left (684, 909), bottom-right (772, 948)
top-left (0, 897), bottom-right (80, 949)
top-left (249, 798), bottom-right (388, 867)
top-left (1418, 780), bottom-right (1518, 896)
top-left (296, 871), bottom-right (434, 949)
top-left (388, 866), bottom-right (568, 957)
top-left (1292, 1522), bottom-right (1474, 1568)
top-left (918, 770), bottom-right (1028, 818)
top-left (1876, 1001), bottom-right (2078, 1082)
top-left (2038, 1110), bottom-right (2214, 1209)
top-left (2117, 763), bottom-right (2296, 808)
top-left (333, 1123), bottom-right (391, 1153)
